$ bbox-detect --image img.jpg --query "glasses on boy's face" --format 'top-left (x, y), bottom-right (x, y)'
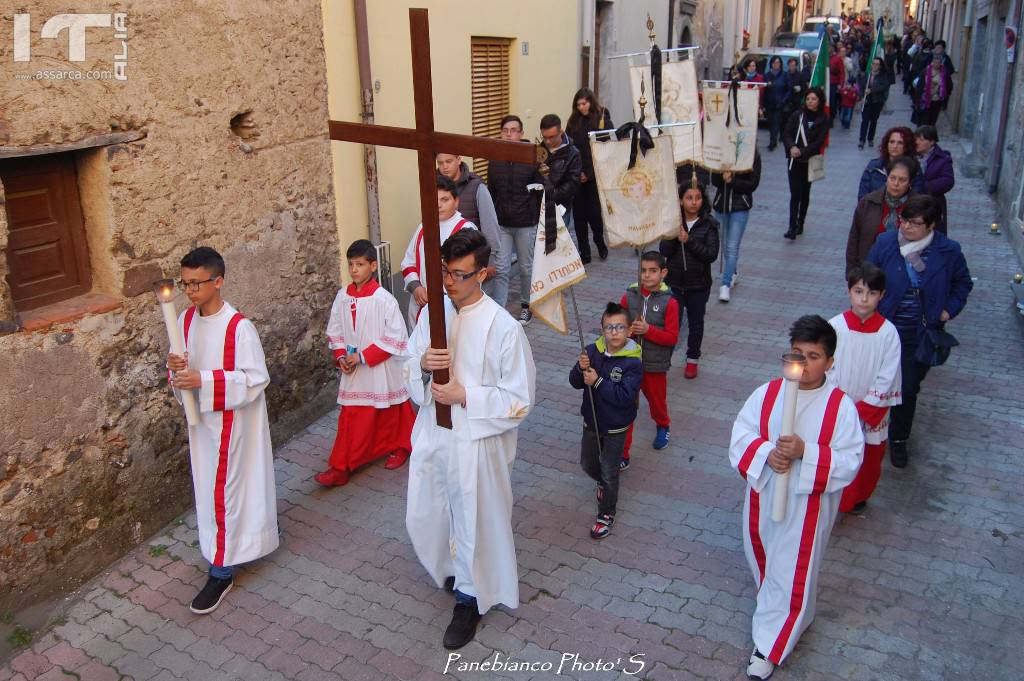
top-left (177, 278), bottom-right (217, 292)
top-left (440, 267), bottom-right (480, 282)
top-left (899, 216), bottom-right (928, 229)
top-left (603, 323), bottom-right (628, 333)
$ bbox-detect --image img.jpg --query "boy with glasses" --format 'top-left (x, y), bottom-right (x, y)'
top-left (165, 247), bottom-right (278, 614)
top-left (569, 302), bottom-right (642, 539)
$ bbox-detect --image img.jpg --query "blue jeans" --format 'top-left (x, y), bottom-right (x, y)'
top-left (840, 106), bottom-right (853, 128)
top-left (209, 564), bottom-right (234, 580)
top-left (716, 210), bottom-right (749, 288)
top-left (494, 225), bottom-right (537, 307)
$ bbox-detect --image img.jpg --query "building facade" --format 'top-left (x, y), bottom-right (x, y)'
top-left (0, 2), bottom-right (340, 610)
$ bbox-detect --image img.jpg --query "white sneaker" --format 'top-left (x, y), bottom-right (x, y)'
top-left (731, 272), bottom-right (740, 288)
top-left (746, 650), bottom-right (774, 680)
top-left (719, 284), bottom-right (731, 303)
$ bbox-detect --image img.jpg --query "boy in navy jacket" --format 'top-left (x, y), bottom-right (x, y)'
top-left (570, 302), bottom-right (643, 540)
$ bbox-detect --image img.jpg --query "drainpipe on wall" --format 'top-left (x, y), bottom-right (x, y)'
top-left (988, 0), bottom-right (1023, 194)
top-left (354, 0), bottom-right (382, 244)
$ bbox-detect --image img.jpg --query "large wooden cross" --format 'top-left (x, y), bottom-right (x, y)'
top-left (329, 8), bottom-right (537, 428)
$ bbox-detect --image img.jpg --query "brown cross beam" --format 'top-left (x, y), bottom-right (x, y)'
top-left (329, 8), bottom-right (537, 429)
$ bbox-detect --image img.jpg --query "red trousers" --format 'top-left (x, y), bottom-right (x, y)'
top-left (328, 400), bottom-right (414, 472)
top-left (840, 442), bottom-right (886, 512)
top-left (623, 372), bottom-right (670, 458)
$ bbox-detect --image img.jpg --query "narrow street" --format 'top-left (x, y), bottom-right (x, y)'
top-left (3, 97), bottom-right (1023, 681)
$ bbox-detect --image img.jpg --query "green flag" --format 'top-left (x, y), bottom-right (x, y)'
top-left (809, 29), bottom-right (830, 109)
top-left (867, 19), bottom-right (885, 76)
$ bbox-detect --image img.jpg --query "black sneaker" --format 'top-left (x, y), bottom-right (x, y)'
top-left (619, 457), bottom-right (630, 471)
top-left (443, 603), bottom-right (482, 649)
top-left (443, 576), bottom-right (455, 593)
top-left (598, 247), bottom-right (609, 261)
top-left (783, 229), bottom-right (797, 240)
top-left (518, 307), bottom-right (533, 326)
top-left (890, 440), bottom-right (908, 468)
top-left (590, 514), bottom-right (614, 540)
top-left (189, 576), bottom-right (233, 614)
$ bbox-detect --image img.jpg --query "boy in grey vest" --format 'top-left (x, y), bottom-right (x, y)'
top-left (618, 252), bottom-right (680, 467)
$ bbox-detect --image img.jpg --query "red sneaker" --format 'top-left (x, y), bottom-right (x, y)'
top-left (384, 451), bottom-right (410, 470)
top-left (684, 362), bottom-right (699, 379)
top-left (314, 468), bottom-right (350, 487)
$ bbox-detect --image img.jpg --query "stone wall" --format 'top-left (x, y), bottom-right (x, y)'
top-left (0, 1), bottom-right (339, 610)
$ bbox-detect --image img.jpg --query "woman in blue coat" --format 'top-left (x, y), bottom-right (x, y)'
top-left (866, 194), bottom-right (972, 467)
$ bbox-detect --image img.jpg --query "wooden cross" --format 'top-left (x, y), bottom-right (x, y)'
top-left (328, 8), bottom-right (537, 429)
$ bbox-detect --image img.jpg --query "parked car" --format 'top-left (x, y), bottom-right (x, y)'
top-left (794, 32), bottom-right (823, 51)
top-left (801, 15), bottom-right (842, 34)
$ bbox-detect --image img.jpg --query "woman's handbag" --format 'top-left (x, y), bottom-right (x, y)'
top-left (797, 114), bottom-right (825, 183)
top-left (914, 325), bottom-right (959, 366)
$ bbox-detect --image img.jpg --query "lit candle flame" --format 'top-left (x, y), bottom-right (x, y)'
top-left (782, 352), bottom-right (806, 381)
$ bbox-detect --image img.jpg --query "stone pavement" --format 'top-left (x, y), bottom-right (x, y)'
top-left (3, 98), bottom-right (1023, 681)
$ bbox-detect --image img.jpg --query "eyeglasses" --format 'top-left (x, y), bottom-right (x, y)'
top-left (177, 278), bottom-right (218, 292)
top-left (899, 217), bottom-right (928, 228)
top-left (441, 267), bottom-right (480, 282)
top-left (603, 323), bottom-right (628, 333)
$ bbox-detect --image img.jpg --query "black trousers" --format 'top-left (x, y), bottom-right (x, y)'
top-left (787, 162), bottom-right (812, 231)
top-left (580, 427), bottom-right (626, 517)
top-left (859, 101), bottom-right (883, 144)
top-left (889, 338), bottom-right (932, 442)
top-left (670, 286), bottom-right (710, 360)
top-left (573, 181), bottom-right (607, 261)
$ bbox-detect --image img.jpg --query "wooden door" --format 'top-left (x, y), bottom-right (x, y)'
top-left (0, 153), bottom-right (91, 311)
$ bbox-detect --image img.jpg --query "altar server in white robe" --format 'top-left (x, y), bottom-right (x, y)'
top-left (400, 174), bottom-right (478, 329)
top-left (729, 315), bottom-right (864, 680)
top-left (828, 262), bottom-right (902, 514)
top-left (167, 247), bottom-right (278, 616)
top-left (404, 229), bottom-right (536, 651)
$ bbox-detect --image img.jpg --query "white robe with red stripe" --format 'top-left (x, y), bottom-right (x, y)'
top-left (399, 212), bottom-right (476, 328)
top-left (176, 301), bottom-right (279, 568)
top-left (730, 379), bottom-right (863, 665)
top-left (827, 310), bottom-right (902, 445)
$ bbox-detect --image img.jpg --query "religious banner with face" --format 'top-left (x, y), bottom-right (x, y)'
top-left (528, 198), bottom-right (586, 334)
top-left (701, 81), bottom-right (759, 172)
top-left (630, 60), bottom-right (703, 164)
top-left (591, 135), bottom-right (679, 248)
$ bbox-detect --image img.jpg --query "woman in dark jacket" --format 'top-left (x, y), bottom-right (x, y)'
top-left (858, 57), bottom-right (890, 149)
top-left (781, 86), bottom-right (828, 239)
top-left (866, 194), bottom-right (972, 467)
top-left (914, 125), bottom-right (955, 234)
top-left (846, 155), bottom-right (918, 270)
top-left (764, 56), bottom-right (789, 151)
top-left (566, 88), bottom-right (614, 263)
top-left (659, 177), bottom-right (720, 379)
top-left (711, 150), bottom-right (761, 302)
top-left (858, 126), bottom-right (923, 199)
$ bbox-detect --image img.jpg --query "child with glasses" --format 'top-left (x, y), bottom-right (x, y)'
top-left (569, 302), bottom-right (642, 540)
top-left (316, 239), bottom-right (415, 487)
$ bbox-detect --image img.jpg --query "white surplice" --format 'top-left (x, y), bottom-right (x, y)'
top-left (403, 294), bottom-right (536, 613)
top-left (326, 279), bottom-right (409, 407)
top-left (827, 310), bottom-right (903, 444)
top-left (399, 212), bottom-right (477, 328)
top-left (175, 301), bottom-right (279, 568)
top-left (730, 380), bottom-right (864, 665)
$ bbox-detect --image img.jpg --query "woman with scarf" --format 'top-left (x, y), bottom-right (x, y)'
top-left (566, 88), bottom-right (614, 263)
top-left (781, 87), bottom-right (828, 240)
top-left (867, 195), bottom-right (972, 467)
top-left (917, 49), bottom-right (952, 126)
top-left (846, 156), bottom-right (919, 270)
top-left (914, 125), bottom-right (955, 234)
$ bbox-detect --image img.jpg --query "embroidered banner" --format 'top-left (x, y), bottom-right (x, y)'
top-left (701, 81), bottom-right (759, 172)
top-left (630, 59), bottom-right (703, 164)
top-left (529, 199), bottom-right (587, 334)
top-left (591, 135), bottom-right (679, 248)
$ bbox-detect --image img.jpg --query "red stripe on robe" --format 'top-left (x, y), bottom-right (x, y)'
top-left (749, 378), bottom-right (783, 585)
top-left (768, 387), bottom-right (845, 664)
top-left (212, 312), bottom-right (245, 567)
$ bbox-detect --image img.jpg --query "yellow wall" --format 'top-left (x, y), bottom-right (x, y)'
top-left (321, 0), bottom-right (580, 282)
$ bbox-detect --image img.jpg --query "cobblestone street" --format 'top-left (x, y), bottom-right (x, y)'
top-left (3, 97), bottom-right (1023, 681)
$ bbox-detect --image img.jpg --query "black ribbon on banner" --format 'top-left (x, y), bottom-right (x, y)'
top-left (542, 176), bottom-right (557, 255)
top-left (726, 78), bottom-right (743, 128)
top-left (650, 43), bottom-right (663, 124)
top-left (615, 121), bottom-right (655, 170)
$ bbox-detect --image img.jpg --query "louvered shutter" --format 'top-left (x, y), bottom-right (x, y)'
top-left (470, 37), bottom-right (511, 180)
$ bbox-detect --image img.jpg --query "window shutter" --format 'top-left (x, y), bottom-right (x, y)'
top-left (470, 37), bottom-right (511, 180)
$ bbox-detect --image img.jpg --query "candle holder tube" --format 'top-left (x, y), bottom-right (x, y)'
top-left (772, 352), bottom-right (806, 522)
top-left (153, 279), bottom-right (200, 426)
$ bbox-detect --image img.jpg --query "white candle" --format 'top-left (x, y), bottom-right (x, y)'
top-left (772, 353), bottom-right (806, 522)
top-left (154, 280), bottom-right (200, 426)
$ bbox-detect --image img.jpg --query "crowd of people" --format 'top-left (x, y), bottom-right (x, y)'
top-left (157, 12), bottom-right (975, 679)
